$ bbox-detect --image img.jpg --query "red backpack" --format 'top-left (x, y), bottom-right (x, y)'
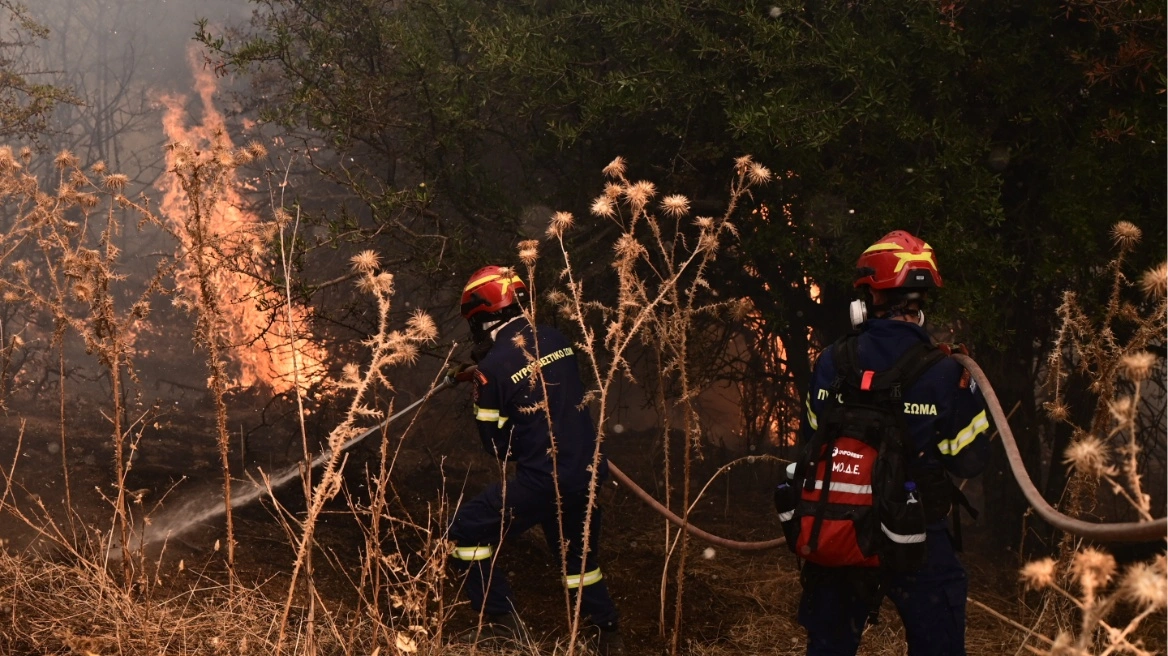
top-left (776, 338), bottom-right (943, 571)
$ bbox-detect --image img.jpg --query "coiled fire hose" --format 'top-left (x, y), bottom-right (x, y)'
top-left (603, 354), bottom-right (1166, 550)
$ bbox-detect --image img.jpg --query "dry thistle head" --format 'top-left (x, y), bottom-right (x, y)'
top-left (1110, 221), bottom-right (1142, 248)
top-left (1071, 547), bottom-right (1117, 594)
top-left (660, 194), bottom-right (690, 218)
top-left (90, 160), bottom-right (107, 175)
top-left (1063, 434), bottom-right (1114, 477)
top-left (350, 249), bottom-right (381, 274)
top-left (1020, 558), bottom-right (1057, 589)
top-left (232, 148), bottom-right (255, 165)
top-left (517, 239), bottom-right (540, 265)
top-left (547, 211), bottom-right (575, 238)
top-left (246, 140), bottom-right (268, 160)
top-left (1141, 262), bottom-right (1167, 300)
top-left (748, 162), bottom-right (772, 185)
top-left (602, 156), bottom-right (627, 179)
top-left (624, 180), bottom-right (656, 212)
top-left (18, 146), bottom-right (31, 163)
top-left (590, 195), bottom-right (616, 219)
top-left (406, 311), bottom-right (438, 342)
top-left (103, 174), bottom-right (129, 192)
top-left (54, 150), bottom-right (79, 170)
top-left (1118, 351), bottom-right (1156, 381)
top-left (604, 182), bottom-right (623, 199)
top-left (1120, 559), bottom-right (1167, 609)
top-left (1045, 400), bottom-right (1069, 422)
top-left (734, 154), bottom-right (754, 175)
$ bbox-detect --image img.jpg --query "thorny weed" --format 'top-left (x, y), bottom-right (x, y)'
top-left (1023, 221), bottom-right (1167, 655)
top-left (521, 155), bottom-right (769, 653)
top-left (0, 147), bottom-right (169, 576)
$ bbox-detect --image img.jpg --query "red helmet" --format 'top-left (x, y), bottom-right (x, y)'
top-left (460, 265), bottom-right (528, 321)
top-left (854, 230), bottom-right (943, 290)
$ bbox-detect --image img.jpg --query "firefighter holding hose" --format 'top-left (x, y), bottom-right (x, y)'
top-left (446, 265), bottom-right (624, 655)
top-left (781, 231), bottom-right (991, 655)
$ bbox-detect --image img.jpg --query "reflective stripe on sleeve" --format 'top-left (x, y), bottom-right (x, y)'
top-left (777, 510), bottom-right (795, 522)
top-left (805, 395), bottom-right (818, 431)
top-left (881, 523), bottom-right (926, 544)
top-left (938, 410), bottom-right (989, 456)
top-left (563, 568), bottom-right (603, 589)
top-left (453, 545), bottom-right (494, 561)
top-left (474, 405), bottom-right (509, 427)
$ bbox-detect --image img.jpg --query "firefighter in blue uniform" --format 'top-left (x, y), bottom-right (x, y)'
top-left (797, 231), bottom-right (990, 655)
top-left (448, 265), bottom-right (624, 655)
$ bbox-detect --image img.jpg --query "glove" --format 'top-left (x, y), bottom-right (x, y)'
top-left (443, 363), bottom-right (476, 386)
top-left (936, 342), bottom-right (970, 357)
top-left (937, 343), bottom-right (973, 389)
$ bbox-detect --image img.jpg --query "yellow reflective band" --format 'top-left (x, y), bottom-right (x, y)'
top-left (563, 568), bottom-right (603, 589)
top-left (939, 410), bottom-right (989, 456)
top-left (474, 405), bottom-right (500, 422)
top-left (453, 545), bottom-right (494, 561)
top-left (805, 395), bottom-right (818, 431)
top-left (892, 251), bottom-right (937, 273)
top-left (863, 242), bottom-right (903, 253)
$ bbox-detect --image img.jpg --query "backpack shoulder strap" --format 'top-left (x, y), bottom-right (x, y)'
top-left (830, 335), bottom-right (861, 391)
top-left (853, 340), bottom-right (945, 395)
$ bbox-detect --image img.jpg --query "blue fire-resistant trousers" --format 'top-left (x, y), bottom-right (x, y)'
top-left (448, 477), bottom-right (619, 628)
top-left (797, 525), bottom-right (968, 656)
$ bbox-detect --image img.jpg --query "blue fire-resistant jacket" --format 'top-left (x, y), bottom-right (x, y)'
top-left (471, 317), bottom-right (608, 492)
top-left (800, 319), bottom-right (990, 480)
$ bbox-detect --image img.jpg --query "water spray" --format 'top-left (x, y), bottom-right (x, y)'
top-left (115, 379), bottom-right (455, 556)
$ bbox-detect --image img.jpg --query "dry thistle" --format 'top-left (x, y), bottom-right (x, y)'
top-left (1020, 558), bottom-right (1057, 589)
top-left (1045, 400), bottom-right (1070, 422)
top-left (351, 249), bottom-right (381, 274)
top-left (246, 140), bottom-right (268, 160)
top-left (405, 311), bottom-right (438, 342)
top-left (624, 180), bottom-right (656, 211)
top-left (604, 182), bottom-right (623, 199)
top-left (547, 210), bottom-right (575, 237)
top-left (90, 160), bottom-right (107, 174)
top-left (747, 163), bottom-right (772, 185)
top-left (1070, 547), bottom-right (1117, 594)
top-left (103, 174), bottom-right (129, 192)
top-left (518, 239), bottom-right (540, 265)
top-left (1063, 434), bottom-right (1114, 477)
top-left (661, 194), bottom-right (690, 218)
top-left (590, 195), bottom-right (616, 219)
top-left (54, 149), bottom-right (79, 170)
top-left (734, 154), bottom-right (754, 175)
top-left (1110, 220), bottom-right (1142, 248)
top-left (18, 146), bottom-right (31, 163)
top-left (602, 156), bottom-right (627, 179)
top-left (1141, 262), bottom-right (1167, 300)
top-left (1117, 351), bottom-right (1156, 381)
top-left (1120, 560), bottom-right (1167, 609)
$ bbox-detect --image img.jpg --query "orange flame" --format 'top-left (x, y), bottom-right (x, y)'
top-left (158, 49), bottom-right (326, 394)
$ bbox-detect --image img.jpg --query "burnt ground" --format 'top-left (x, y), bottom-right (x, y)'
top-left (0, 385), bottom-right (1164, 655)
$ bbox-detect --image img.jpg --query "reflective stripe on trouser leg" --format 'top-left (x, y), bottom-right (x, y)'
top-left (563, 567), bottom-right (603, 589)
top-left (452, 545), bottom-right (494, 561)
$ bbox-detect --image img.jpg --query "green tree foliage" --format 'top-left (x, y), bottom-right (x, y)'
top-left (205, 0), bottom-right (1164, 545)
top-left (0, 1), bottom-right (71, 138)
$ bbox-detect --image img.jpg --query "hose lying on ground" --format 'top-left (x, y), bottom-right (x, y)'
top-left (607, 354), bottom-right (1167, 551)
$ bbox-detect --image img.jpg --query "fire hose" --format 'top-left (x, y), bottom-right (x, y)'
top-left (342, 356), bottom-right (1164, 550)
top-left (598, 354), bottom-right (1165, 549)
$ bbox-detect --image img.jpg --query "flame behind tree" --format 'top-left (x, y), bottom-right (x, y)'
top-left (158, 50), bottom-right (325, 394)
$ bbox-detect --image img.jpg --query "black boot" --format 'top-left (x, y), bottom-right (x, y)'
top-left (593, 625), bottom-right (625, 656)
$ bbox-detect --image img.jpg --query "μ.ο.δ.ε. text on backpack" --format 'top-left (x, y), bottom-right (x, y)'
top-left (775, 338), bottom-right (945, 572)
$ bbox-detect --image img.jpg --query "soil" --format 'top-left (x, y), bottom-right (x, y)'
top-left (0, 383), bottom-right (1164, 655)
